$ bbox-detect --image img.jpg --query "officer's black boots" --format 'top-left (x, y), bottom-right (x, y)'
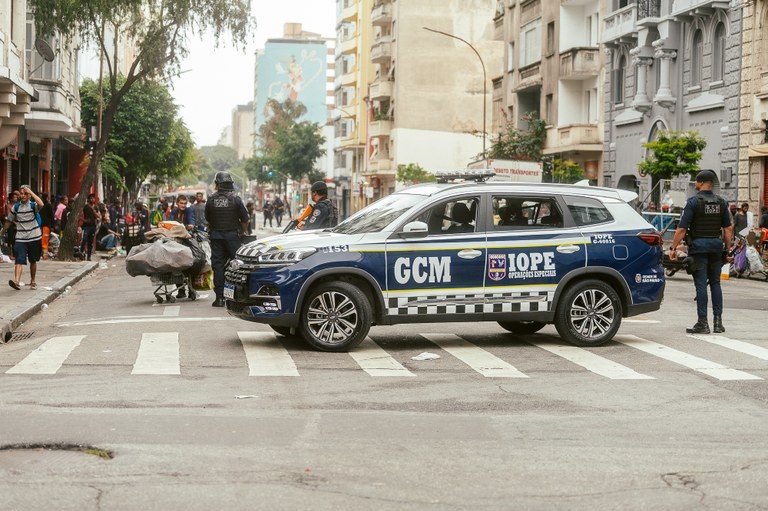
top-left (212, 298), bottom-right (225, 307)
top-left (713, 316), bottom-right (725, 334)
top-left (686, 318), bottom-right (710, 334)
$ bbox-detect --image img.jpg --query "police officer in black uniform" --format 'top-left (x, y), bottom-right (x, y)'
top-left (301, 181), bottom-right (338, 231)
top-left (668, 170), bottom-right (733, 334)
top-left (205, 172), bottom-right (250, 307)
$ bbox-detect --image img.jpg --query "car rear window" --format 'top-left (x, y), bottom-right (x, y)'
top-left (565, 196), bottom-right (613, 226)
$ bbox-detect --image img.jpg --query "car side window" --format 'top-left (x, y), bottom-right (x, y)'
top-left (492, 196), bottom-right (564, 230)
top-left (414, 197), bottom-right (480, 235)
top-left (565, 196), bottom-right (613, 226)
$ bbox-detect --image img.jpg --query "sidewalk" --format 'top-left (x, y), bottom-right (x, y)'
top-left (0, 259), bottom-right (98, 342)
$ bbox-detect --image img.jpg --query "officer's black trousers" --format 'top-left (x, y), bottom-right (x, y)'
top-left (210, 231), bottom-right (242, 300)
top-left (692, 252), bottom-right (723, 319)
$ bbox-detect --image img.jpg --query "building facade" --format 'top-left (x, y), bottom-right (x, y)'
top-left (602, 0), bottom-right (742, 205)
top-left (498, 0), bottom-right (604, 182)
top-left (231, 102), bottom-right (254, 160)
top-left (365, 0), bottom-right (503, 200)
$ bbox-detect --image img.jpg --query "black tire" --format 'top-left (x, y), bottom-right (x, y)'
top-left (270, 325), bottom-right (294, 337)
top-left (554, 279), bottom-right (623, 347)
top-left (167, 295), bottom-right (176, 303)
top-left (498, 321), bottom-right (546, 335)
top-left (299, 281), bottom-right (372, 352)
top-left (188, 289), bottom-right (197, 301)
top-left (156, 296), bottom-right (163, 304)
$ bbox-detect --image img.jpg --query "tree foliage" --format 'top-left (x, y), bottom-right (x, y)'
top-left (552, 159), bottom-right (585, 184)
top-left (488, 113), bottom-right (548, 162)
top-left (396, 163), bottom-right (435, 184)
top-left (638, 130), bottom-right (707, 179)
top-left (29, 0), bottom-right (253, 259)
top-left (198, 145), bottom-right (240, 183)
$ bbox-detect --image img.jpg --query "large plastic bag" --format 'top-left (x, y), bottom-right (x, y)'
top-left (746, 246), bottom-right (765, 272)
top-left (125, 239), bottom-right (195, 276)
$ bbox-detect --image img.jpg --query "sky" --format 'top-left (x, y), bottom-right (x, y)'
top-left (172, 0), bottom-right (336, 147)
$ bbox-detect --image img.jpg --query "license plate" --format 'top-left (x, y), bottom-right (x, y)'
top-left (223, 284), bottom-right (235, 300)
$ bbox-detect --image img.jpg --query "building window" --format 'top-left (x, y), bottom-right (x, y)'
top-left (545, 94), bottom-right (554, 125)
top-left (520, 19), bottom-right (541, 67)
top-left (614, 55), bottom-right (626, 104)
top-left (712, 23), bottom-right (726, 83)
top-left (691, 29), bottom-right (703, 87)
top-left (587, 13), bottom-right (599, 46)
top-left (546, 22), bottom-right (555, 56)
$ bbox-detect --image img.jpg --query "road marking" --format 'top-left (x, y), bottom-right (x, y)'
top-left (238, 332), bottom-right (299, 377)
top-left (623, 319), bottom-right (661, 324)
top-left (421, 333), bottom-right (528, 378)
top-left (56, 317), bottom-right (236, 327)
top-left (350, 338), bottom-right (415, 377)
top-left (6, 336), bottom-right (85, 375)
top-left (616, 335), bottom-right (762, 381)
top-left (530, 341), bottom-right (655, 380)
top-left (132, 332), bottom-right (180, 375)
top-left (163, 306), bottom-right (181, 317)
top-left (689, 335), bottom-right (768, 361)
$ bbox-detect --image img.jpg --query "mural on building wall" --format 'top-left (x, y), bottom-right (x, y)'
top-left (255, 41), bottom-right (328, 136)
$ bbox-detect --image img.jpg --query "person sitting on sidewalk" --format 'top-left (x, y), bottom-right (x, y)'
top-left (96, 210), bottom-right (119, 253)
top-left (1, 185), bottom-right (44, 290)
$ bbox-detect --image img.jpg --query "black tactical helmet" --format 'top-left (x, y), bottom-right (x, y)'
top-left (214, 171), bottom-right (234, 188)
top-left (695, 169), bottom-right (717, 184)
top-left (311, 181), bottom-right (328, 195)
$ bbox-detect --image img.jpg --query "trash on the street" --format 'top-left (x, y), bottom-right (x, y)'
top-left (44, 286), bottom-right (53, 291)
top-left (234, 395), bottom-right (258, 399)
top-left (40, 304), bottom-right (48, 311)
top-left (0, 255), bottom-right (12, 264)
top-left (411, 352), bottom-right (440, 361)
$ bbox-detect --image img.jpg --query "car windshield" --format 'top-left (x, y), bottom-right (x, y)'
top-left (333, 194), bottom-right (423, 234)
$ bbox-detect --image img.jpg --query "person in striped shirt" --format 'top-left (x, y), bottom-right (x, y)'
top-left (1, 185), bottom-right (44, 290)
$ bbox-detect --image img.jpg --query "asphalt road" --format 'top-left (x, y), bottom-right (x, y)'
top-left (1, 260), bottom-right (768, 510)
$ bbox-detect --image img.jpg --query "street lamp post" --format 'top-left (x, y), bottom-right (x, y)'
top-left (423, 27), bottom-right (488, 161)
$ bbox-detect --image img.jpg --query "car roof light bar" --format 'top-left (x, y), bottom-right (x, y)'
top-left (435, 169), bottom-right (497, 183)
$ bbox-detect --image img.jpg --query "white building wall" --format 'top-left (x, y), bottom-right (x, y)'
top-left (391, 128), bottom-right (484, 173)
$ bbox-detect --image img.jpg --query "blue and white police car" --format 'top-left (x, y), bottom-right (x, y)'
top-left (225, 175), bottom-right (665, 351)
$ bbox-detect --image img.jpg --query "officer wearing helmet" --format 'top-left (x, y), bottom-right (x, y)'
top-left (206, 171), bottom-right (250, 307)
top-left (669, 169), bottom-right (733, 334)
top-left (300, 181), bottom-right (338, 231)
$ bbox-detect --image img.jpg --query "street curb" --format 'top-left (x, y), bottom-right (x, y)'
top-left (0, 262), bottom-right (99, 343)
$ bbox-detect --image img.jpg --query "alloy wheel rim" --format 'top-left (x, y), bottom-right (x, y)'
top-left (307, 291), bottom-right (358, 345)
top-left (569, 289), bottom-right (615, 340)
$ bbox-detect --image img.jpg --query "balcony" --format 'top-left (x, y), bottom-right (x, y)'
top-left (372, 3), bottom-right (392, 26)
top-left (341, 70), bottom-right (356, 86)
top-left (369, 80), bottom-right (393, 100)
top-left (543, 124), bottom-right (602, 155)
top-left (559, 48), bottom-right (600, 80)
top-left (671, 0), bottom-right (729, 18)
top-left (369, 119), bottom-right (392, 138)
top-left (514, 62), bottom-right (542, 92)
top-left (371, 37), bottom-right (393, 64)
top-left (340, 2), bottom-right (357, 23)
top-left (603, 4), bottom-right (637, 44)
top-left (368, 153), bottom-right (393, 174)
top-left (341, 36), bottom-right (357, 55)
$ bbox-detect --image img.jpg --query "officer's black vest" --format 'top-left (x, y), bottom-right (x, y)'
top-left (318, 199), bottom-right (339, 228)
top-left (689, 193), bottom-right (724, 239)
top-left (207, 191), bottom-right (240, 231)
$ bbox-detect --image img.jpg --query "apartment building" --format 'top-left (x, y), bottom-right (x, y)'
top-left (602, 0), bottom-right (742, 203)
top-left (231, 102), bottom-right (254, 160)
top-left (366, 0), bottom-right (503, 199)
top-left (0, 0), bottom-right (36, 202)
top-left (333, 0), bottom-right (374, 215)
top-left (739, 0), bottom-right (768, 209)
top-left (497, 0), bottom-right (604, 182)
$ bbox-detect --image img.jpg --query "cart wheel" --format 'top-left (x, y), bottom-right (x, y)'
top-left (189, 289), bottom-right (197, 301)
top-left (167, 295), bottom-right (177, 303)
top-left (156, 296), bottom-right (164, 304)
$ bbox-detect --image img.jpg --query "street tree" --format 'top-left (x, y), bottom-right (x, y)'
top-left (638, 130), bottom-right (707, 180)
top-left (396, 163), bottom-right (435, 185)
top-left (80, 77), bottom-right (195, 199)
top-left (488, 113), bottom-right (547, 162)
top-left (552, 159), bottom-right (585, 184)
top-left (30, 0), bottom-right (253, 260)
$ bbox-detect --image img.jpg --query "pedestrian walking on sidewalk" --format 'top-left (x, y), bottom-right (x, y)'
top-left (80, 194), bottom-right (98, 261)
top-left (262, 200), bottom-right (273, 229)
top-left (1, 185), bottom-right (44, 290)
top-left (668, 170), bottom-right (733, 334)
top-left (273, 196), bottom-right (285, 228)
top-left (192, 192), bottom-right (206, 231)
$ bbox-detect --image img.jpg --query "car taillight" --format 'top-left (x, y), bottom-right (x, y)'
top-left (637, 231), bottom-right (663, 246)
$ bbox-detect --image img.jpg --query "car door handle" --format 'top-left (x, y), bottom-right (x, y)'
top-left (556, 244), bottom-right (581, 254)
top-left (458, 249), bottom-right (483, 260)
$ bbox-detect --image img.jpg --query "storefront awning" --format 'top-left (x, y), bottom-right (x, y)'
top-left (748, 144), bottom-right (768, 158)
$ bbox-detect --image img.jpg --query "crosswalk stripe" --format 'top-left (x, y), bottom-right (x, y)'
top-left (689, 335), bottom-right (768, 362)
top-left (163, 306), bottom-right (181, 317)
top-left (350, 338), bottom-right (415, 377)
top-left (6, 336), bottom-right (85, 375)
top-left (615, 335), bottom-right (762, 381)
top-left (421, 333), bottom-right (528, 378)
top-left (530, 341), bottom-right (655, 380)
top-left (132, 332), bottom-right (180, 375)
top-left (238, 332), bottom-right (299, 377)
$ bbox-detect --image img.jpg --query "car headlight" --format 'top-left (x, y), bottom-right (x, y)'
top-left (256, 248), bottom-right (317, 265)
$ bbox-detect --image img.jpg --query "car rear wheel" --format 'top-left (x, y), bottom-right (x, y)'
top-left (299, 282), bottom-right (371, 352)
top-left (270, 326), bottom-right (294, 337)
top-left (554, 279), bottom-right (622, 347)
top-left (498, 321), bottom-right (546, 335)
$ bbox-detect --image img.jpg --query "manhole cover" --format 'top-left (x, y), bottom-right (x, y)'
top-left (9, 331), bottom-right (34, 342)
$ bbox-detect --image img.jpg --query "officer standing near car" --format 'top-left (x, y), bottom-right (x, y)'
top-left (300, 181), bottom-right (338, 231)
top-left (206, 172), bottom-right (249, 307)
top-left (668, 170), bottom-right (733, 334)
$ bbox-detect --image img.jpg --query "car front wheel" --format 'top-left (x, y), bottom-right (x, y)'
top-left (554, 280), bottom-right (622, 347)
top-left (299, 282), bottom-right (372, 352)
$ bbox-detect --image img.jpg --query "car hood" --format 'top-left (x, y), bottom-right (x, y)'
top-left (236, 230), bottom-right (366, 256)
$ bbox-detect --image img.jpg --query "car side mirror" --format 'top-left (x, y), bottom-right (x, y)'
top-left (399, 221), bottom-right (429, 239)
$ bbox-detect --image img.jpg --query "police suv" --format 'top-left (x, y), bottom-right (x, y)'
top-left (225, 176), bottom-right (665, 351)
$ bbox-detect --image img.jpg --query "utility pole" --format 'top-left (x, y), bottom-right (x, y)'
top-left (423, 27), bottom-right (488, 161)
